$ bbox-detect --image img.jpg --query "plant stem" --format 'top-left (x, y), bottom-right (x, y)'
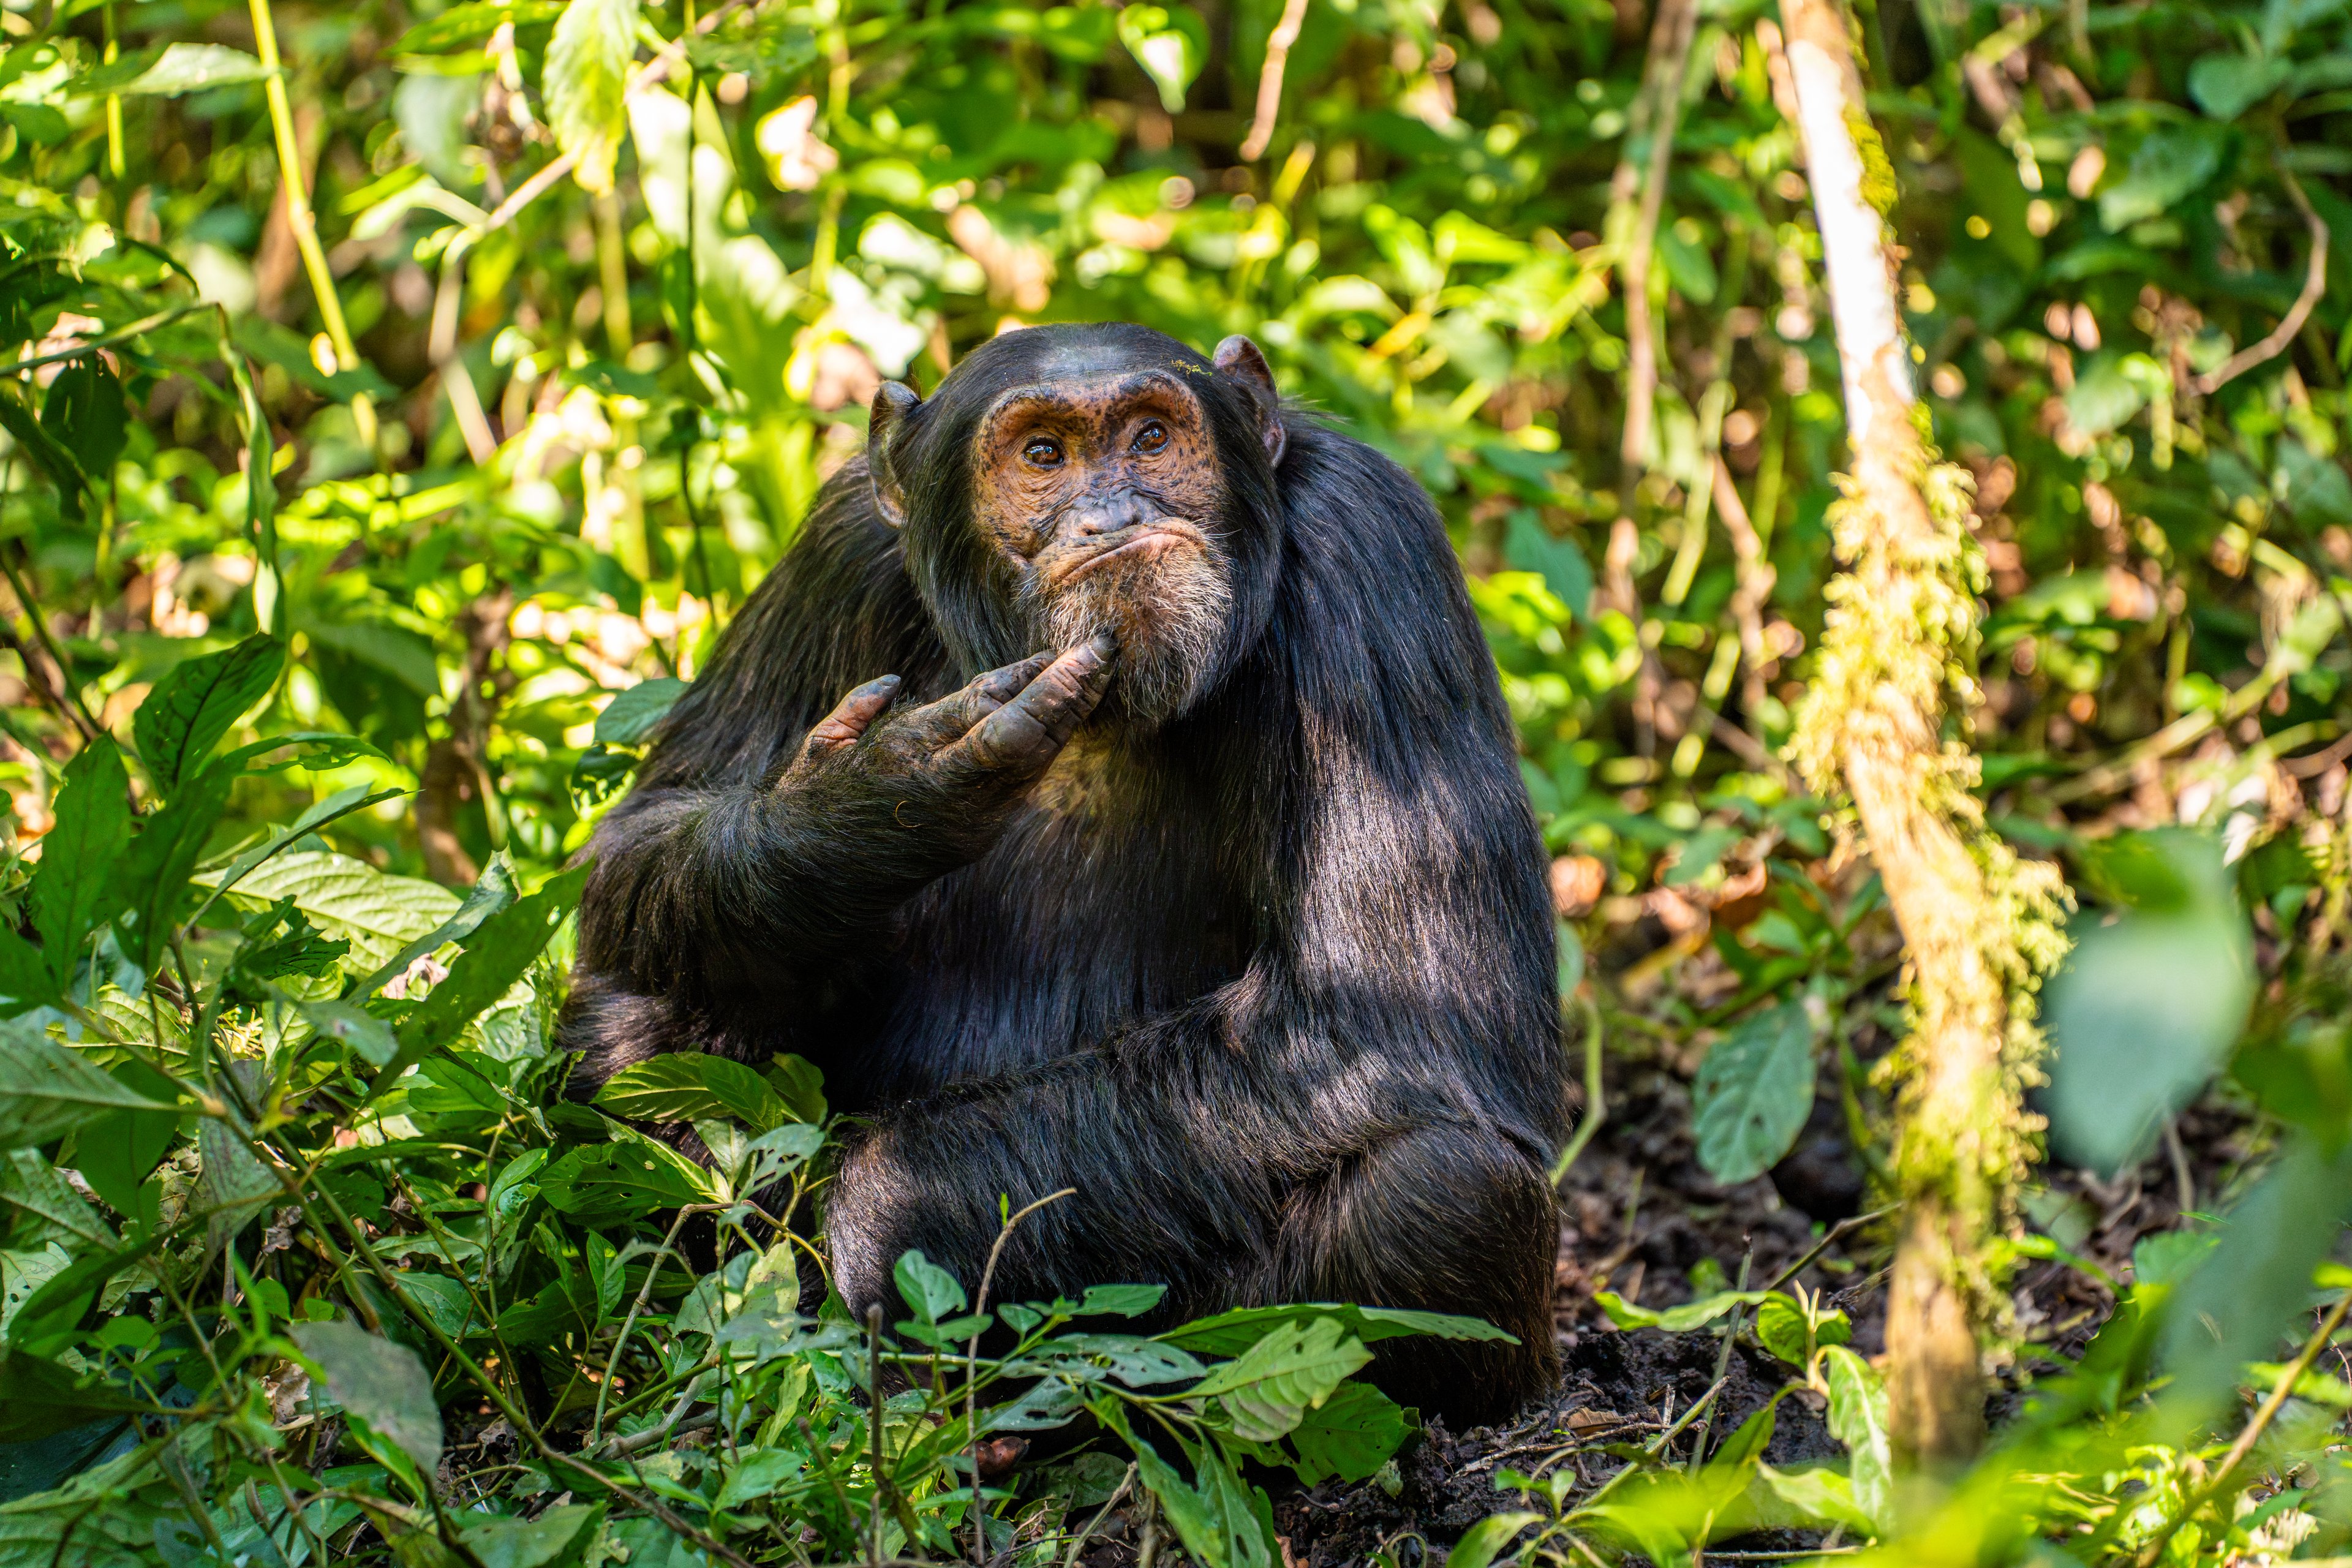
top-left (1549, 996), bottom-right (1607, 1186)
top-left (2136, 1286), bottom-right (2352, 1566)
top-left (246, 0), bottom-right (375, 452)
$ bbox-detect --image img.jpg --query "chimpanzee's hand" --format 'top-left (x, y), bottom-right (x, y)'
top-left (776, 634), bottom-right (1117, 882)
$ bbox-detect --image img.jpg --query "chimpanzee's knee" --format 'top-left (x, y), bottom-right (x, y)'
top-left (1273, 1123), bottom-right (1559, 1427)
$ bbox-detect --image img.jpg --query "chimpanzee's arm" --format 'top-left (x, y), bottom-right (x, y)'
top-left (564, 469), bottom-right (949, 1053)
top-left (823, 428), bottom-right (1568, 1406)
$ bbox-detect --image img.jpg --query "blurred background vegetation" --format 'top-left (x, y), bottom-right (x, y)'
top-left (0, 0), bottom-right (2350, 1556)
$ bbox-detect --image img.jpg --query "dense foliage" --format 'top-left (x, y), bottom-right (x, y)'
top-left (0, 0), bottom-right (2347, 1558)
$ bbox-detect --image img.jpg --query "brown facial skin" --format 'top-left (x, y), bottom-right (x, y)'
top-left (965, 370), bottom-right (1237, 726)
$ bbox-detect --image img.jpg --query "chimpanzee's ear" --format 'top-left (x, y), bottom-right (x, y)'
top-left (867, 381), bottom-right (919, 528)
top-left (1212, 334), bottom-right (1287, 469)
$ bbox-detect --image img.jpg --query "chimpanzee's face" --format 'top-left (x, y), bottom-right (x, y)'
top-left (968, 369), bottom-right (1235, 726)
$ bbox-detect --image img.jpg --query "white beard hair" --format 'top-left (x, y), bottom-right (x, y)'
top-left (1033, 551), bottom-right (1233, 728)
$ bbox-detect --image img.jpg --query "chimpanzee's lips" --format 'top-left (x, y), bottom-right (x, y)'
top-left (1056, 524), bottom-right (1206, 584)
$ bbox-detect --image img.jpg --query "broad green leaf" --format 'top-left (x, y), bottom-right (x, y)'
top-left (538, 1128), bottom-right (718, 1221)
top-left (292, 1321), bottom-right (445, 1474)
top-left (0, 386), bottom-right (91, 521)
top-left (1692, 1000), bottom-right (1817, 1184)
top-left (37, 356), bottom-right (127, 480)
top-left (2048, 830), bottom-right (2251, 1172)
top-left (195, 1119), bottom-right (281, 1246)
top-left (207, 851), bottom-right (459, 975)
top-left (111, 761), bottom-right (236, 973)
top-left (132, 633), bottom-right (285, 794)
top-left (0, 1348), bottom-right (154, 1442)
top-left (594, 676), bottom-right (688, 744)
top-left (1757, 1464), bottom-right (1878, 1535)
top-left (714, 1449), bottom-right (805, 1510)
top-left (1191, 1317), bottom-right (1371, 1441)
top-left (893, 1249), bottom-right (967, 1325)
top-left (2099, 124), bottom-right (2230, 230)
top-left (2188, 53), bottom-right (2293, 118)
top-left (0, 926), bottom-right (56, 1012)
top-left (186, 783), bottom-right (407, 933)
top-left (1163, 1302), bottom-right (1513, 1357)
top-left (70, 1057), bottom-right (183, 1218)
top-left (1446, 1512), bottom-right (1545, 1568)
top-left (1077, 1283), bottom-right (1166, 1318)
top-left (1594, 1288), bottom-right (1773, 1332)
top-left (545, 0), bottom-right (640, 195)
top-left (1820, 1347), bottom-right (1892, 1531)
top-left (761, 1052), bottom-right (827, 1122)
top-left (0, 1032), bottom-right (176, 1152)
top-left (1502, 510), bottom-right (1594, 618)
top-left (1127, 1435), bottom-right (1228, 1568)
top-left (72, 42), bottom-right (272, 96)
top-left (595, 1052), bottom-right (791, 1130)
top-left (1, 1149), bottom-right (116, 1245)
top-left (1286, 1380), bottom-right (1411, 1485)
top-left (31, 739), bottom-right (132, 992)
top-left (456, 1502), bottom-right (605, 1568)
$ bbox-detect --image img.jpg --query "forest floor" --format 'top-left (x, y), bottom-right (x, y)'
top-left (1042, 1038), bottom-right (2261, 1568)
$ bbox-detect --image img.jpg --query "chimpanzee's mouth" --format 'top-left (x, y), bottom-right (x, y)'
top-left (1057, 523), bottom-right (1207, 584)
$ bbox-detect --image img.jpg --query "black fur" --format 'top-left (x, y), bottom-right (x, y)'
top-left (560, 323), bottom-right (1566, 1423)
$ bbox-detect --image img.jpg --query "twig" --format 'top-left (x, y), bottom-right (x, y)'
top-left (1060, 1463), bottom-right (1137, 1568)
top-left (591, 1205), bottom-right (705, 1450)
top-left (869, 1303), bottom-right (888, 1567)
top-left (0, 546), bottom-right (104, 743)
top-left (2136, 1285), bottom-right (2352, 1565)
top-left (1687, 1245), bottom-right (1754, 1471)
top-left (1238, 0), bottom-right (1312, 162)
top-left (967, 1188), bottom-right (1077, 1564)
top-left (1766, 1206), bottom-right (1895, 1294)
top-left (1615, 0), bottom-right (1699, 475)
top-left (2193, 168), bottom-right (2329, 396)
top-left (1550, 996), bottom-right (1607, 1186)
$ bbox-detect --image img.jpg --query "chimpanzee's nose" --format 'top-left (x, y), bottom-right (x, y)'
top-left (1069, 492), bottom-right (1155, 538)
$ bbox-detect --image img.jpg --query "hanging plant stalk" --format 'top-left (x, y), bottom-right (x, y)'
top-left (1776, 0), bottom-right (2071, 1470)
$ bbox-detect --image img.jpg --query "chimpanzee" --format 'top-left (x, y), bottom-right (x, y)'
top-left (560, 323), bottom-right (1567, 1423)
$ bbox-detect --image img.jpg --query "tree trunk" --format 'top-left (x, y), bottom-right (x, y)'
top-left (1776, 0), bottom-right (2070, 1474)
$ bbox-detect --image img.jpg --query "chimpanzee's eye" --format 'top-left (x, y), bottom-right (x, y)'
top-left (1023, 435), bottom-right (1064, 467)
top-left (1132, 420), bottom-right (1169, 455)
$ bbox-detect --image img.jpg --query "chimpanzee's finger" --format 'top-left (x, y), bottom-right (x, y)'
top-left (903, 654), bottom-right (1052, 747)
top-left (801, 675), bottom-right (902, 760)
top-left (948, 634), bottom-right (1117, 773)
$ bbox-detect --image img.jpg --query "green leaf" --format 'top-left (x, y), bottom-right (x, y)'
top-left (1117, 4), bottom-right (1206, 111)
top-left (894, 1248), bottom-right (968, 1325)
top-left (594, 676), bottom-right (688, 744)
top-left (1077, 1283), bottom-right (1166, 1318)
top-left (37, 356), bottom-right (127, 480)
top-left (1692, 999), bottom-right (1817, 1184)
top-left (393, 0), bottom-right (568, 55)
top-left (594, 1052), bottom-right (792, 1131)
top-left (1593, 1288), bottom-right (1772, 1333)
top-left (1819, 1347), bottom-right (1892, 1531)
top-left (2048, 830), bottom-right (2252, 1172)
top-left (292, 1321), bottom-right (445, 1474)
top-left (538, 1128), bottom-right (719, 1221)
top-left (1191, 1317), bottom-right (1371, 1442)
top-left (186, 782), bottom-right (406, 931)
top-left (1502, 510), bottom-right (1594, 617)
top-left (1162, 1302), bottom-right (1513, 1357)
top-left (371, 864), bottom-right (588, 1091)
top-left (457, 1503), bottom-right (605, 1568)
top-left (1757, 1464), bottom-right (1878, 1535)
top-left (0, 1348), bottom-right (154, 1441)
top-left (0, 385), bottom-right (91, 522)
top-left (298, 998), bottom-right (401, 1067)
top-left (0, 102), bottom-right (69, 146)
top-left (0, 1029), bottom-right (175, 1152)
top-left (760, 1052), bottom-right (827, 1122)
top-left (1445, 1512), bottom-right (1545, 1568)
top-left (1286, 1381), bottom-right (1411, 1484)
top-left (70, 1058), bottom-right (183, 1218)
top-left (111, 761), bottom-right (237, 974)
top-left (72, 42), bottom-right (272, 96)
top-left (545, 0), bottom-right (640, 196)
top-left (206, 850), bottom-right (459, 976)
top-left (31, 739), bottom-right (132, 992)
top-left (2188, 53), bottom-right (2294, 118)
top-left (134, 633), bottom-right (286, 794)
top-left (2099, 124), bottom-right (2230, 230)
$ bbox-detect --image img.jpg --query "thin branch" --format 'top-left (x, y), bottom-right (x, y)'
top-left (967, 1188), bottom-right (1077, 1564)
top-left (2193, 169), bottom-right (2329, 396)
top-left (0, 547), bottom-right (104, 744)
top-left (2136, 1286), bottom-right (2352, 1566)
top-left (1616, 0), bottom-right (1699, 475)
top-left (1550, 996), bottom-right (1607, 1186)
top-left (1239, 0), bottom-right (1312, 162)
